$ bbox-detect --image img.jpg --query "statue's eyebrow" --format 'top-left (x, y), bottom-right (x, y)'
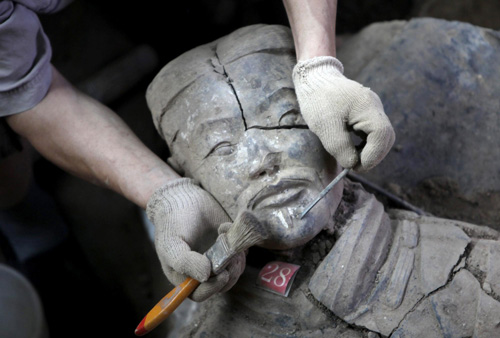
top-left (194, 117), bottom-right (243, 135)
top-left (254, 87), bottom-right (297, 112)
top-left (221, 48), bottom-right (295, 65)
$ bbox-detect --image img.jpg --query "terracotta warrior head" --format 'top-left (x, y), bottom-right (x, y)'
top-left (147, 24), bottom-right (343, 250)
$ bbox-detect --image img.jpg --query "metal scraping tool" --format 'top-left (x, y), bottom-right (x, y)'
top-left (299, 168), bottom-right (350, 219)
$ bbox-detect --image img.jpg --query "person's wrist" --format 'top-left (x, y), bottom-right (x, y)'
top-left (296, 47), bottom-right (336, 61)
top-left (293, 30), bottom-right (336, 61)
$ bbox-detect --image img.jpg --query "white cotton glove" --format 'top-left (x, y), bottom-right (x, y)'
top-left (293, 56), bottom-right (395, 172)
top-left (146, 178), bottom-right (245, 301)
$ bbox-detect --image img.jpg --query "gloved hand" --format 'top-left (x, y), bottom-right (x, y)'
top-left (293, 56), bottom-right (395, 172)
top-left (146, 178), bottom-right (245, 301)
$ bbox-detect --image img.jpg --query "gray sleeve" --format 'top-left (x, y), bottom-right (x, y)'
top-left (0, 1), bottom-right (53, 117)
top-left (12, 0), bottom-right (73, 14)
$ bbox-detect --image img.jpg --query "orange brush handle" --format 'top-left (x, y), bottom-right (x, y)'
top-left (135, 277), bottom-right (200, 336)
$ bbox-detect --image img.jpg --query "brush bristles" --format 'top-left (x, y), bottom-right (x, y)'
top-left (226, 211), bottom-right (268, 253)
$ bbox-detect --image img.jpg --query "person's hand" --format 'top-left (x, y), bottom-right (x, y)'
top-left (146, 178), bottom-right (245, 301)
top-left (293, 56), bottom-right (395, 172)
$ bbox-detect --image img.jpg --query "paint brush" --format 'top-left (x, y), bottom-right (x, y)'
top-left (134, 211), bottom-right (268, 336)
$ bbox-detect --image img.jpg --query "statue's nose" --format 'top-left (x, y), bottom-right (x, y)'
top-left (248, 151), bottom-right (282, 179)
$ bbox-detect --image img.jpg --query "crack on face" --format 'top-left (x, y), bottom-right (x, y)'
top-left (171, 129), bottom-right (179, 144)
top-left (212, 52), bottom-right (248, 130)
top-left (247, 125), bottom-right (309, 131)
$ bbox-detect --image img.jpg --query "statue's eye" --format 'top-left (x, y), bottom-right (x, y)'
top-left (279, 109), bottom-right (304, 126)
top-left (206, 141), bottom-right (235, 158)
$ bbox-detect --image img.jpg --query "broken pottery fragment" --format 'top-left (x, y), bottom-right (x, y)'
top-left (309, 183), bottom-right (471, 336)
top-left (390, 297), bottom-right (443, 338)
top-left (418, 220), bottom-right (470, 294)
top-left (309, 190), bottom-right (393, 319)
top-left (468, 239), bottom-right (500, 297)
top-left (429, 269), bottom-right (500, 337)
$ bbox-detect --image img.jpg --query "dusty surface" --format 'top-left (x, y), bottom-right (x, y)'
top-left (2, 1), bottom-right (499, 338)
top-left (388, 176), bottom-right (500, 227)
top-left (169, 180), bottom-right (500, 337)
top-left (337, 18), bottom-right (500, 231)
top-left (412, 0), bottom-right (500, 30)
top-left (147, 24), bottom-right (343, 250)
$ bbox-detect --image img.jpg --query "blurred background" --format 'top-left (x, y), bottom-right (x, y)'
top-left (1, 1), bottom-right (498, 337)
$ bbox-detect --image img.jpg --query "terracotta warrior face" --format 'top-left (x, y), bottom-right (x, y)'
top-left (147, 25), bottom-right (343, 250)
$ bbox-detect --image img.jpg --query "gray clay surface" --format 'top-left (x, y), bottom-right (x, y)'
top-left (170, 181), bottom-right (500, 337)
top-left (146, 22), bottom-right (500, 337)
top-left (337, 18), bottom-right (500, 229)
top-left (147, 24), bottom-right (342, 250)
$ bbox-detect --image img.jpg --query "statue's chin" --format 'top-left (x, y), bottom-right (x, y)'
top-left (254, 205), bottom-right (334, 251)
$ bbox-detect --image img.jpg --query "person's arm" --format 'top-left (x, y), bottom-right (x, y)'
top-left (7, 65), bottom-right (244, 299)
top-left (283, 0), bottom-right (395, 172)
top-left (282, 0), bottom-right (337, 60)
top-left (6, 66), bottom-right (179, 209)
top-left (3, 1), bottom-right (242, 301)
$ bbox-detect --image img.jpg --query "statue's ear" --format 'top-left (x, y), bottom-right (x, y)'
top-left (167, 157), bottom-right (185, 176)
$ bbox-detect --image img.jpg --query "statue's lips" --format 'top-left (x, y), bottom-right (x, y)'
top-left (249, 179), bottom-right (310, 210)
